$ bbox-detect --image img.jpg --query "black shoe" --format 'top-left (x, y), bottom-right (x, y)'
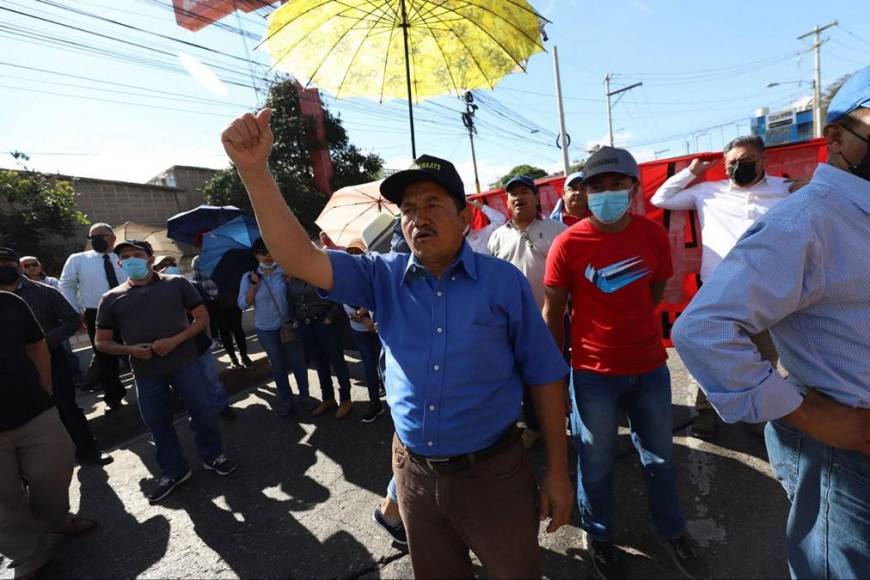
top-left (77, 450), bottom-right (114, 466)
top-left (692, 408), bottom-right (717, 440)
top-left (658, 533), bottom-right (708, 579)
top-left (589, 540), bottom-right (626, 580)
top-left (147, 470), bottom-right (192, 504)
top-left (219, 406), bottom-right (238, 421)
top-left (240, 355), bottom-right (254, 368)
top-left (203, 454), bottom-right (237, 476)
top-left (228, 356), bottom-right (242, 369)
top-left (373, 507), bottom-right (407, 545)
top-left (361, 403), bottom-right (385, 423)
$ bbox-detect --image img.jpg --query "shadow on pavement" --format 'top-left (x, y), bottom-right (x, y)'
top-left (44, 468), bottom-right (170, 579)
top-left (124, 398), bottom-right (378, 579)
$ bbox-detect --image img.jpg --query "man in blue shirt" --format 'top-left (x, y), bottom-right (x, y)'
top-left (673, 66), bottom-right (870, 579)
top-left (222, 109), bottom-right (573, 579)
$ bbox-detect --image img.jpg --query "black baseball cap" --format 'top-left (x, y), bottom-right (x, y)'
top-left (380, 155), bottom-right (466, 208)
top-left (113, 240), bottom-right (154, 256)
top-left (0, 247), bottom-right (19, 261)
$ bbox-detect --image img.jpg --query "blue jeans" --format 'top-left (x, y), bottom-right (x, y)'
top-left (766, 420), bottom-right (869, 579)
top-left (198, 349), bottom-right (229, 411)
top-left (256, 328), bottom-right (309, 401)
top-left (387, 476), bottom-right (398, 503)
top-left (350, 329), bottom-right (382, 404)
top-left (570, 364), bottom-right (685, 541)
top-left (135, 361), bottom-right (223, 479)
top-left (299, 320), bottom-right (352, 402)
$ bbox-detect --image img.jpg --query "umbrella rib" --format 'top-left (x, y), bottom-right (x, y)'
top-left (418, 1), bottom-right (543, 75)
top-left (264, 1), bottom-right (382, 78)
top-left (336, 203), bottom-right (377, 240)
top-left (405, 1), bottom-right (462, 95)
top-left (291, 1), bottom-right (392, 93)
top-left (335, 0), bottom-right (394, 96)
top-left (454, 0), bottom-right (546, 52)
top-left (416, 3), bottom-right (495, 89)
top-left (377, 7), bottom-right (400, 104)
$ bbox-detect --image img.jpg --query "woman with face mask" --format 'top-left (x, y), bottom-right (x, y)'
top-left (238, 238), bottom-right (309, 417)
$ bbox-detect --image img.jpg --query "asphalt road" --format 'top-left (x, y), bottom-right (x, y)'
top-left (1, 348), bottom-right (790, 579)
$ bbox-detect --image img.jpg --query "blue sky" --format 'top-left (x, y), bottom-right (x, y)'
top-left (1, 0), bottom-right (868, 192)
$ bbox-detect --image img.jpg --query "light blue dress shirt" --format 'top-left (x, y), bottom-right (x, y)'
top-left (672, 163), bottom-right (870, 423)
top-left (237, 266), bottom-right (289, 331)
top-left (323, 242), bottom-right (569, 456)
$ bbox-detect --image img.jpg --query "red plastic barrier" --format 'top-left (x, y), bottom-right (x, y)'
top-left (470, 138), bottom-right (828, 346)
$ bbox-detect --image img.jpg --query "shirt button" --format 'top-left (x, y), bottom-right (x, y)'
top-left (436, 327), bottom-right (443, 333)
top-left (436, 291), bottom-right (443, 297)
top-left (429, 405), bottom-right (436, 411)
top-left (433, 364), bottom-right (440, 371)
top-left (451, 276), bottom-right (456, 281)
top-left (427, 441), bottom-right (433, 447)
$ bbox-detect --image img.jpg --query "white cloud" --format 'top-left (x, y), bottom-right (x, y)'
top-left (585, 129), bottom-right (634, 151)
top-left (632, 0), bottom-right (652, 12)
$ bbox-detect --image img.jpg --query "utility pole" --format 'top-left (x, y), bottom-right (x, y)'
top-left (604, 74), bottom-right (643, 146)
top-left (462, 91), bottom-right (481, 193)
top-left (798, 20), bottom-right (837, 138)
top-left (552, 46), bottom-right (571, 177)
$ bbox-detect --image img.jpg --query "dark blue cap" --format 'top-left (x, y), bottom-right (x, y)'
top-left (505, 175), bottom-right (538, 193)
top-left (827, 65), bottom-right (870, 124)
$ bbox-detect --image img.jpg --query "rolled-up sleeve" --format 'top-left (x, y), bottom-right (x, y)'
top-left (318, 250), bottom-right (377, 311)
top-left (671, 216), bottom-right (823, 423)
top-left (508, 268), bottom-right (569, 386)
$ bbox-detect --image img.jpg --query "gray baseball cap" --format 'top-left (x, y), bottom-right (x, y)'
top-left (580, 146), bottom-right (638, 184)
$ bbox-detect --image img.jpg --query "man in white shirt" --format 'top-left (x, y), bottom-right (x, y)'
top-left (465, 199), bottom-right (506, 254)
top-left (488, 176), bottom-right (566, 309)
top-left (488, 175), bottom-right (566, 446)
top-left (650, 136), bottom-right (793, 438)
top-left (60, 223), bottom-right (128, 410)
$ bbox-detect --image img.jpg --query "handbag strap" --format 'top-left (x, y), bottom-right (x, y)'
top-left (259, 273), bottom-right (288, 323)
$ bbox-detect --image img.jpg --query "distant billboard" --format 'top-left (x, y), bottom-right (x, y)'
top-left (173, 0), bottom-right (276, 32)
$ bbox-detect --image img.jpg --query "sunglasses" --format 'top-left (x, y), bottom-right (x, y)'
top-left (22, 263), bottom-right (40, 268)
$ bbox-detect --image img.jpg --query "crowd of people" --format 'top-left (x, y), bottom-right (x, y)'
top-left (0, 66), bottom-right (867, 580)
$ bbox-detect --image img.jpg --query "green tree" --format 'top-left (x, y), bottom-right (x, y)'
top-left (0, 152), bottom-right (88, 267)
top-left (491, 164), bottom-right (548, 188)
top-left (202, 78), bottom-right (383, 235)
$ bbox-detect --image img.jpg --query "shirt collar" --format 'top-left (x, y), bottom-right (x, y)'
top-left (812, 163), bottom-right (870, 214)
top-left (402, 241), bottom-right (479, 284)
top-left (506, 217), bottom-right (538, 231)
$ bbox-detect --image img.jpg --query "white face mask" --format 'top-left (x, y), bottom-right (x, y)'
top-left (260, 261), bottom-right (276, 270)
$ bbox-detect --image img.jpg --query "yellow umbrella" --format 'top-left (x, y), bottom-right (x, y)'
top-left (261, 0), bottom-right (546, 156)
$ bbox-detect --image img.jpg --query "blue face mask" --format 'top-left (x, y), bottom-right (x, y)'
top-left (121, 257), bottom-right (151, 280)
top-left (587, 190), bottom-right (631, 224)
top-left (164, 266), bottom-right (180, 275)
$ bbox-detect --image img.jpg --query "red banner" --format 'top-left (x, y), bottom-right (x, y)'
top-left (469, 138), bottom-right (828, 345)
top-left (173, 0), bottom-right (275, 32)
top-left (295, 83), bottom-right (335, 198)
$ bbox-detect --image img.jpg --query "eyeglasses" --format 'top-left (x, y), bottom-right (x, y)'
top-left (88, 234), bottom-right (111, 239)
top-left (22, 263), bottom-right (39, 268)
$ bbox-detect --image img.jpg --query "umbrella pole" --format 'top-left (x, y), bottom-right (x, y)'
top-left (399, 0), bottom-right (417, 159)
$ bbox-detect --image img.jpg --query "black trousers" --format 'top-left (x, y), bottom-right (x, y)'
top-left (84, 308), bottom-right (125, 406)
top-left (51, 349), bottom-right (99, 457)
top-left (214, 304), bottom-right (248, 359)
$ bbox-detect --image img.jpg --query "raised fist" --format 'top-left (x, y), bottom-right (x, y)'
top-left (221, 109), bottom-right (274, 171)
top-left (688, 158), bottom-right (717, 177)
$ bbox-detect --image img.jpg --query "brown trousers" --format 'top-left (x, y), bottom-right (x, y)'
top-left (695, 329), bottom-right (780, 411)
top-left (392, 434), bottom-right (542, 579)
top-left (0, 409), bottom-right (75, 578)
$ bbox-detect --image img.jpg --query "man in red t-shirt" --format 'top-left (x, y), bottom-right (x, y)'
top-left (542, 147), bottom-right (706, 580)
